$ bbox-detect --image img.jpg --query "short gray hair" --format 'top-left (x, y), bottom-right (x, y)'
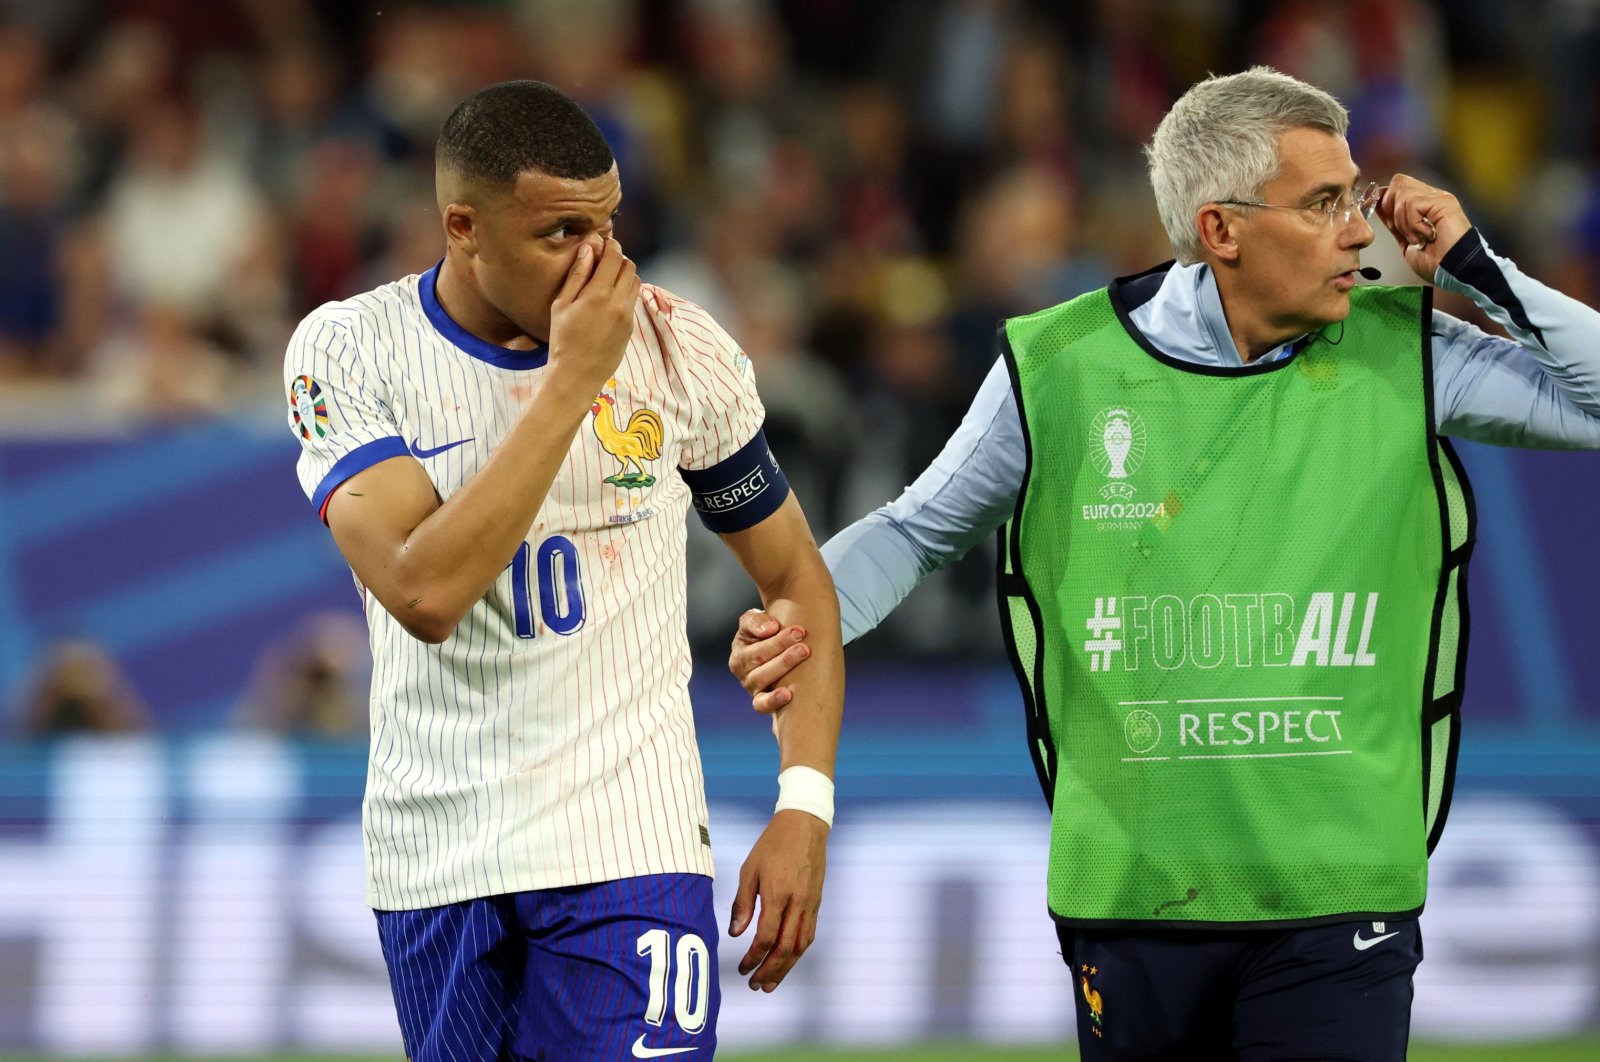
top-left (1145, 67), bottom-right (1349, 264)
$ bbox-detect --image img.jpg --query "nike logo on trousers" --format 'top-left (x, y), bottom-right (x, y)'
top-left (1353, 929), bottom-right (1400, 951)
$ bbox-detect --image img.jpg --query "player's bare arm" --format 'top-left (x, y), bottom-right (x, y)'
top-left (717, 493), bottom-right (844, 992)
top-left (325, 235), bottom-right (639, 643)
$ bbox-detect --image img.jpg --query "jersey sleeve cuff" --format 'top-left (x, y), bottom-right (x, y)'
top-left (1435, 227), bottom-right (1549, 351)
top-left (679, 426), bottom-right (790, 533)
top-left (1436, 225), bottom-right (1486, 281)
top-left (311, 436), bottom-right (410, 523)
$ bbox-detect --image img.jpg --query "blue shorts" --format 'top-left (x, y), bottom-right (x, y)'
top-left (375, 874), bottom-right (720, 1062)
top-left (1059, 918), bottom-right (1422, 1061)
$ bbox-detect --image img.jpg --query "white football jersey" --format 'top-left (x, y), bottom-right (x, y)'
top-left (286, 265), bottom-right (765, 909)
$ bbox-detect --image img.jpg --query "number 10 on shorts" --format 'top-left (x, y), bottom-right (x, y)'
top-left (638, 929), bottom-right (711, 1034)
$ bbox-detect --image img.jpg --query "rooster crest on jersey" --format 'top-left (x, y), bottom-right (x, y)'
top-left (591, 381), bottom-right (664, 489)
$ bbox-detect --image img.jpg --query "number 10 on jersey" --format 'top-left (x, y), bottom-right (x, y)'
top-left (508, 535), bottom-right (587, 638)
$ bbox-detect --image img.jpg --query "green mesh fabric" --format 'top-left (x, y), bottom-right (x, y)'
top-left (1433, 571), bottom-right (1462, 701)
top-left (999, 283), bottom-right (1466, 926)
top-left (1003, 592), bottom-right (1050, 790)
top-left (1425, 715), bottom-right (1454, 839)
top-left (1006, 596), bottom-right (1035, 661)
top-left (1425, 439), bottom-right (1473, 846)
top-left (1440, 442), bottom-right (1472, 554)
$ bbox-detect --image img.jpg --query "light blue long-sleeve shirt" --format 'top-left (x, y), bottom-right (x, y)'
top-left (825, 229), bottom-right (1600, 642)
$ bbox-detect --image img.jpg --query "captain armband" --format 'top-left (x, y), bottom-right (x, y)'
top-left (679, 427), bottom-right (791, 533)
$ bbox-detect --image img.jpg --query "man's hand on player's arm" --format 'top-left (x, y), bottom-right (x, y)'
top-left (729, 608), bottom-right (812, 715)
top-left (718, 494), bottom-right (844, 991)
top-left (326, 236), bottom-right (638, 643)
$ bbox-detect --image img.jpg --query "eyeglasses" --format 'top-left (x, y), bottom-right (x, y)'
top-left (1218, 181), bottom-right (1382, 227)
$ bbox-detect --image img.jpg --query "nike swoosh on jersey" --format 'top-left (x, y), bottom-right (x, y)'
top-left (631, 1035), bottom-right (697, 1058)
top-left (409, 437), bottom-right (475, 459)
top-left (1352, 929), bottom-right (1400, 951)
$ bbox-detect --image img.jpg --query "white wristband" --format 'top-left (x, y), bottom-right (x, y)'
top-left (774, 765), bottom-right (835, 828)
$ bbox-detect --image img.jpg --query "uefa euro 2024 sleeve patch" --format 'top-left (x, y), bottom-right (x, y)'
top-left (290, 375), bottom-right (329, 440)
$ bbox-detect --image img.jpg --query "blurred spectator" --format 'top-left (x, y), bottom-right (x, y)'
top-left (1077, 0), bottom-right (1178, 159)
top-left (0, 23), bottom-right (50, 126)
top-left (995, 34), bottom-right (1077, 173)
top-left (100, 96), bottom-right (279, 333)
top-left (1253, 0), bottom-right (1446, 189)
top-left (648, 194), bottom-right (779, 326)
top-left (84, 93), bottom-right (286, 414)
top-left (923, 0), bottom-right (1014, 155)
top-left (236, 611), bottom-right (372, 739)
top-left (287, 136), bottom-right (386, 310)
top-left (66, 20), bottom-right (179, 204)
top-left (944, 163), bottom-right (1105, 386)
top-left (683, 0), bottom-right (804, 193)
top-left (856, 314), bottom-right (965, 485)
top-left (250, 39), bottom-right (382, 208)
top-left (363, 4), bottom-right (528, 161)
top-left (18, 638), bottom-right (150, 735)
top-left (731, 261), bottom-right (856, 530)
top-left (0, 102), bottom-right (87, 377)
top-left (833, 83), bottom-right (921, 255)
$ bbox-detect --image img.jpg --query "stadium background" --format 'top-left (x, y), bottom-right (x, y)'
top-left (1, 0), bottom-right (1598, 1056)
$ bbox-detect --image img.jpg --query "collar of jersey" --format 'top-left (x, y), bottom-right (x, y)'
top-left (419, 261), bottom-right (550, 369)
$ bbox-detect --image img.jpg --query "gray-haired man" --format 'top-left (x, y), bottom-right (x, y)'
top-left (731, 67), bottom-right (1600, 1060)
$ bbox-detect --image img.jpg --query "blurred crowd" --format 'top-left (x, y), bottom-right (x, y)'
top-left (8, 0), bottom-right (1600, 729)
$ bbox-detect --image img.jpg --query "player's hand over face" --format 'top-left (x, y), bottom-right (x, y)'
top-left (1374, 175), bottom-right (1471, 284)
top-left (729, 609), bottom-right (811, 716)
top-left (548, 235), bottom-right (640, 394)
top-left (728, 809), bottom-right (828, 992)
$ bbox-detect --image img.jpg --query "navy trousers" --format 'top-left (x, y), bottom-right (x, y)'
top-left (1058, 918), bottom-right (1422, 1061)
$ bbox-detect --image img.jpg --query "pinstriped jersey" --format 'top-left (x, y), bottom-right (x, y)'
top-left (285, 265), bottom-right (765, 909)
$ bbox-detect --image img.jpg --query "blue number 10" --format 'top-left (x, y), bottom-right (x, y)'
top-left (509, 535), bottom-right (587, 638)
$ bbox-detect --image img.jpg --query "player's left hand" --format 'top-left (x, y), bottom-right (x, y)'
top-left (1374, 174), bottom-right (1472, 283)
top-left (728, 809), bottom-right (829, 992)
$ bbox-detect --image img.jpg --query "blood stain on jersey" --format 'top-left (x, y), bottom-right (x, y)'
top-left (591, 384), bottom-right (663, 489)
top-left (290, 375), bottom-right (329, 440)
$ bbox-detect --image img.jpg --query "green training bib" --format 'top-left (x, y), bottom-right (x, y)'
top-left (998, 277), bottom-right (1474, 927)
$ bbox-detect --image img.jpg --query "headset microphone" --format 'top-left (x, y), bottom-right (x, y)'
top-left (1357, 266), bottom-right (1383, 281)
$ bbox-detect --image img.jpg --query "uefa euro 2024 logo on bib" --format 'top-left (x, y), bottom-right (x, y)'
top-left (1089, 407), bottom-right (1147, 500)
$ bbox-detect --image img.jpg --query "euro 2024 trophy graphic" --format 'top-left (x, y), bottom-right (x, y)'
top-left (1089, 407), bottom-right (1147, 501)
top-left (1103, 411), bottom-right (1134, 479)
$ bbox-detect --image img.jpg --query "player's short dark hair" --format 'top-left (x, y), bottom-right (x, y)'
top-left (436, 80), bottom-right (614, 189)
